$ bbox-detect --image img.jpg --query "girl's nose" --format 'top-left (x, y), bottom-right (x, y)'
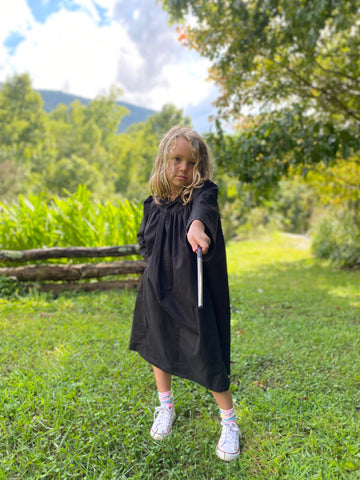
top-left (179, 161), bottom-right (187, 172)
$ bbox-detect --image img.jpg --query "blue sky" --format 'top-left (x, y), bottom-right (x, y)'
top-left (0, 0), bottom-right (219, 132)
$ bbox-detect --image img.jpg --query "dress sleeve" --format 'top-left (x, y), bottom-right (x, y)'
top-left (137, 196), bottom-right (152, 259)
top-left (186, 181), bottom-right (219, 250)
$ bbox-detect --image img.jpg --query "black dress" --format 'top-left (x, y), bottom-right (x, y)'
top-left (129, 180), bottom-right (231, 392)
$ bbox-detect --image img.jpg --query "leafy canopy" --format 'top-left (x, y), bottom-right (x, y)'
top-left (162, 0), bottom-right (359, 121)
top-left (161, 0), bottom-right (360, 195)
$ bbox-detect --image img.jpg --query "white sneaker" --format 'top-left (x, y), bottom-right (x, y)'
top-left (150, 405), bottom-right (176, 440)
top-left (216, 420), bottom-right (241, 461)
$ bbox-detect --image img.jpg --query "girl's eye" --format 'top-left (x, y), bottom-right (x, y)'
top-left (174, 157), bottom-right (181, 162)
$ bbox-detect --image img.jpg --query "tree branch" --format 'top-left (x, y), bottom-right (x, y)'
top-left (279, 61), bottom-right (360, 121)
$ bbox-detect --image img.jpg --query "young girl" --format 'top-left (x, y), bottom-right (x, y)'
top-left (129, 126), bottom-right (240, 461)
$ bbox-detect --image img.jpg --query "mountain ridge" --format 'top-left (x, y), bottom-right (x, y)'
top-left (0, 82), bottom-right (216, 133)
top-left (37, 88), bottom-right (156, 132)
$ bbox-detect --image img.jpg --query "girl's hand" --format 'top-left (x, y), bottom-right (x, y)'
top-left (187, 220), bottom-right (211, 254)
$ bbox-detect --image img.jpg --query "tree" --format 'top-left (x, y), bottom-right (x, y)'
top-left (44, 155), bottom-right (106, 197)
top-left (138, 103), bottom-right (192, 140)
top-left (161, 0), bottom-right (360, 193)
top-left (45, 89), bottom-right (129, 197)
top-left (0, 74), bottom-right (49, 195)
top-left (0, 155), bottom-right (24, 202)
top-left (0, 74), bottom-right (46, 152)
top-left (48, 89), bottom-right (128, 166)
top-left (206, 109), bottom-right (359, 199)
top-left (306, 157), bottom-right (360, 221)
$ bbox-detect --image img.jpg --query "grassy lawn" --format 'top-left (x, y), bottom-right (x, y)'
top-left (0, 233), bottom-right (359, 479)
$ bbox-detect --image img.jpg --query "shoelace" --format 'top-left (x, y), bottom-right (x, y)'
top-left (153, 406), bottom-right (173, 432)
top-left (218, 421), bottom-right (239, 450)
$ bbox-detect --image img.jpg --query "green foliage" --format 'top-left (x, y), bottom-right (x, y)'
top-left (0, 75), bottom-right (192, 203)
top-left (163, 0), bottom-right (359, 122)
top-left (215, 174), bottom-right (251, 241)
top-left (0, 74), bottom-right (46, 153)
top-left (48, 88), bottom-right (128, 162)
top-left (217, 174), bottom-right (315, 240)
top-left (0, 74), bottom-right (49, 200)
top-left (163, 0), bottom-right (360, 192)
top-left (46, 155), bottom-right (106, 197)
top-left (0, 235), bottom-right (359, 478)
top-left (44, 89), bottom-right (129, 197)
top-left (306, 157), bottom-right (360, 267)
top-left (311, 215), bottom-right (339, 260)
top-left (0, 275), bottom-right (26, 298)
top-left (0, 152), bottom-right (24, 203)
top-left (206, 109), bottom-right (360, 201)
top-left (306, 156), bottom-right (360, 207)
top-left (0, 185), bottom-right (142, 252)
top-left (235, 206), bottom-right (280, 239)
top-left (270, 179), bottom-right (315, 233)
top-left (311, 210), bottom-right (360, 268)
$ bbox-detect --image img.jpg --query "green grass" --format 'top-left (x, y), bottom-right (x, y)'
top-left (0, 232), bottom-right (359, 479)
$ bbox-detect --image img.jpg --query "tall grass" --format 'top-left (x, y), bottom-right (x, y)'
top-left (0, 185), bottom-right (143, 251)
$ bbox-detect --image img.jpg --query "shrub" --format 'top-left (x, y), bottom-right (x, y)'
top-left (311, 210), bottom-right (360, 268)
top-left (271, 179), bottom-right (315, 233)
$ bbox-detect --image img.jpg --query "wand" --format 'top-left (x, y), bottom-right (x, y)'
top-left (197, 246), bottom-right (203, 309)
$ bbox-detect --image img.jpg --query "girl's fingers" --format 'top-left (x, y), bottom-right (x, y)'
top-left (193, 237), bottom-right (210, 254)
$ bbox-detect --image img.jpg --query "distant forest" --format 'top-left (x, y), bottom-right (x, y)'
top-left (0, 74), bottom-right (192, 203)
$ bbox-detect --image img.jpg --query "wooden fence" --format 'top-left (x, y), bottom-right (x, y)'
top-left (0, 245), bottom-right (146, 294)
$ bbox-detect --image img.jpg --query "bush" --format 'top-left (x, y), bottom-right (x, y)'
top-left (311, 210), bottom-right (360, 268)
top-left (222, 178), bottom-right (315, 240)
top-left (271, 179), bottom-right (315, 233)
top-left (236, 206), bottom-right (282, 238)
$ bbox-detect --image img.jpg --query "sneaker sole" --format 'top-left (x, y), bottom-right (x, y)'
top-left (150, 429), bottom-right (172, 440)
top-left (216, 446), bottom-right (240, 462)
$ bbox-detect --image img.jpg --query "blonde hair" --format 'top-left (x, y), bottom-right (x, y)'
top-left (150, 126), bottom-right (213, 204)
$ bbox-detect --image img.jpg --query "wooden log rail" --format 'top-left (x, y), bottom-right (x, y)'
top-left (0, 245), bottom-right (145, 294)
top-left (0, 260), bottom-right (147, 281)
top-left (0, 244), bottom-right (140, 262)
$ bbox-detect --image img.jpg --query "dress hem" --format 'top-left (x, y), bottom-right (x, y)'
top-left (129, 344), bottom-right (231, 393)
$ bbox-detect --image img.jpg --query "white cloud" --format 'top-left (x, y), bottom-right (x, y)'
top-left (0, 0), bottom-right (34, 78)
top-left (127, 57), bottom-right (213, 109)
top-left (0, 0), bottom-right (34, 41)
top-left (0, 0), bottom-right (216, 117)
top-left (3, 8), bottom-right (142, 99)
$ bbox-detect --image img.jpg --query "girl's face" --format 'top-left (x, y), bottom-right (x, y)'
top-left (165, 137), bottom-right (196, 198)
